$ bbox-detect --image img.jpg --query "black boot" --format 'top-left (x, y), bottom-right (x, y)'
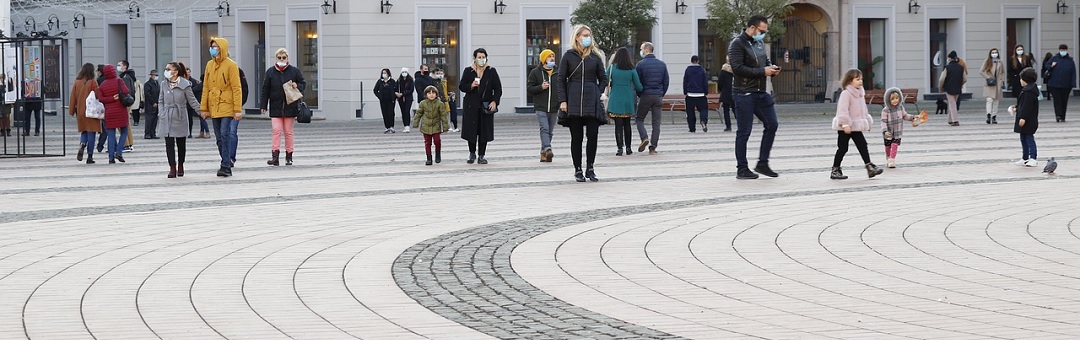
top-left (426, 154), bottom-right (433, 166)
top-left (285, 152), bottom-right (293, 165)
top-left (585, 167), bottom-right (599, 182)
top-left (467, 153), bottom-right (476, 164)
top-left (991, 115), bottom-right (998, 124)
top-left (77, 143), bottom-right (85, 161)
top-left (86, 154), bottom-right (95, 164)
top-left (830, 166), bottom-right (848, 180)
top-left (986, 114), bottom-right (992, 124)
top-left (574, 169), bottom-right (586, 182)
top-left (866, 163), bottom-right (883, 178)
top-left (267, 150), bottom-right (279, 166)
top-left (435, 150), bottom-right (441, 164)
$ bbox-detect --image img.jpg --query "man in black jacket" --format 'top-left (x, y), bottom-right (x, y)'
top-left (414, 64), bottom-right (433, 103)
top-left (143, 69), bottom-right (160, 139)
top-left (727, 15), bottom-right (782, 179)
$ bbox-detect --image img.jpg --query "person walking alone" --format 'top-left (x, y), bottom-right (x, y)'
top-left (200, 37), bottom-right (244, 177)
top-left (143, 69), bottom-right (161, 138)
top-left (557, 24), bottom-right (608, 181)
top-left (260, 48), bottom-right (306, 166)
top-left (528, 49), bottom-right (560, 162)
top-left (728, 15), bottom-right (782, 179)
top-left (939, 51), bottom-right (966, 126)
top-left (634, 42), bottom-right (669, 155)
top-left (980, 48), bottom-right (1005, 124)
top-left (458, 48), bottom-right (502, 164)
top-left (684, 55), bottom-right (709, 133)
top-left (1044, 44), bottom-right (1076, 122)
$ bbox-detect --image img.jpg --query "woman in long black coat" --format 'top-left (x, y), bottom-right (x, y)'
top-left (458, 48), bottom-right (502, 164)
top-left (260, 48), bottom-right (306, 165)
top-left (374, 68), bottom-right (398, 133)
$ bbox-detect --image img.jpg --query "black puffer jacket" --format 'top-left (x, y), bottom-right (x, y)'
top-left (1014, 83), bottom-right (1039, 134)
top-left (260, 65), bottom-right (306, 118)
top-left (727, 32), bottom-right (771, 93)
top-left (556, 49), bottom-right (608, 124)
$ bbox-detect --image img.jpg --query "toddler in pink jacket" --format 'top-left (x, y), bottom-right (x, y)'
top-left (831, 69), bottom-right (883, 179)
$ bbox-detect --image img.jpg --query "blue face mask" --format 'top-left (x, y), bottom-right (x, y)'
top-left (581, 36), bottom-right (592, 48)
top-left (546, 61), bottom-right (555, 68)
top-left (1061, 51), bottom-right (1069, 57)
top-left (640, 51), bottom-right (646, 58)
top-left (752, 32), bottom-right (766, 42)
top-left (209, 47), bottom-right (219, 57)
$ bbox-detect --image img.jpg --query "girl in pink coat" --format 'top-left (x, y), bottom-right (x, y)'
top-left (831, 69), bottom-right (883, 179)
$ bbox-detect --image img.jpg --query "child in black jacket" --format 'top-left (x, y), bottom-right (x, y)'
top-left (1010, 67), bottom-right (1040, 167)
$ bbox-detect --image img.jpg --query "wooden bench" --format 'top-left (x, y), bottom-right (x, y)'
top-left (865, 88), bottom-right (919, 106)
top-left (661, 94), bottom-right (721, 123)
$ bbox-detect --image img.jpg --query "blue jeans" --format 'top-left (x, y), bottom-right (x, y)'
top-left (1020, 133), bottom-right (1037, 160)
top-left (105, 127), bottom-right (127, 160)
top-left (536, 111), bottom-right (558, 151)
top-left (733, 92), bottom-right (779, 169)
top-left (80, 131), bottom-right (97, 157)
top-left (212, 117), bottom-right (238, 168)
top-left (685, 96), bottom-right (708, 131)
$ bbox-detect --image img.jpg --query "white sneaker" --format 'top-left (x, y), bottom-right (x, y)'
top-left (1025, 159), bottom-right (1038, 167)
top-left (390, 127), bottom-right (396, 133)
top-left (1015, 159), bottom-right (1028, 165)
top-left (886, 159), bottom-right (896, 168)
top-left (403, 126), bottom-right (411, 133)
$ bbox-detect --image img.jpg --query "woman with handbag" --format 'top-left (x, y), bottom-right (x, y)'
top-left (158, 62), bottom-right (202, 178)
top-left (458, 47), bottom-right (503, 164)
top-left (557, 24), bottom-right (608, 182)
top-left (981, 48), bottom-right (1006, 124)
top-left (605, 47), bottom-right (642, 157)
top-left (260, 48), bottom-right (307, 166)
top-left (69, 63), bottom-right (102, 164)
top-left (96, 64), bottom-right (133, 164)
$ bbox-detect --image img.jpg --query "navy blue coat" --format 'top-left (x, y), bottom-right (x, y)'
top-left (1045, 54), bottom-right (1077, 90)
top-left (683, 64), bottom-right (708, 95)
top-left (636, 54), bottom-right (669, 95)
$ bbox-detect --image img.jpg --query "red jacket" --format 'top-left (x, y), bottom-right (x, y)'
top-left (96, 64), bottom-right (130, 129)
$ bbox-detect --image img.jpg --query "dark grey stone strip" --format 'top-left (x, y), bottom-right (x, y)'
top-left (391, 175), bottom-right (1073, 339)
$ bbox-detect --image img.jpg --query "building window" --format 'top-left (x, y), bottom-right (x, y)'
top-left (525, 20), bottom-right (561, 105)
top-left (421, 20), bottom-right (461, 103)
top-left (154, 24), bottom-right (173, 71)
top-left (1006, 19), bottom-right (1033, 57)
top-left (296, 21), bottom-right (318, 107)
top-left (857, 19), bottom-right (886, 90)
top-left (697, 19), bottom-right (726, 93)
top-left (198, 23), bottom-right (218, 75)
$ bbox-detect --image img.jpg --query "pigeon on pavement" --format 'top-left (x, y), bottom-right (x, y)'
top-left (1043, 157), bottom-right (1057, 175)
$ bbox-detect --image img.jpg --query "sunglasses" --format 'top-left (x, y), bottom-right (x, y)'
top-left (276, 56), bottom-right (288, 60)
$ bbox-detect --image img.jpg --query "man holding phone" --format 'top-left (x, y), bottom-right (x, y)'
top-left (728, 15), bottom-right (781, 179)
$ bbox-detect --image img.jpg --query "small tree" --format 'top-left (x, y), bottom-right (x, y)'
top-left (705, 0), bottom-right (794, 43)
top-left (571, 0), bottom-right (658, 56)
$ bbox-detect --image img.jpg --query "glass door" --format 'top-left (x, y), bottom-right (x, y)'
top-left (524, 20), bottom-right (561, 105)
top-left (421, 20), bottom-right (461, 106)
top-left (929, 19), bottom-right (947, 93)
top-left (857, 19), bottom-right (886, 91)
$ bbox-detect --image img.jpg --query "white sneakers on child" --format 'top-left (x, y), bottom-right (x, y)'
top-left (886, 158), bottom-right (896, 168)
top-left (1025, 159), bottom-right (1038, 167)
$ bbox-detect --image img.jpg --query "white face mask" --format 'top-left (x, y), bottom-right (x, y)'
top-left (401, 72), bottom-right (408, 77)
top-left (991, 53), bottom-right (999, 59)
top-left (1017, 49), bottom-right (1024, 55)
top-left (433, 74), bottom-right (443, 80)
top-left (163, 70), bottom-right (174, 79)
top-left (276, 61), bottom-right (288, 67)
top-left (476, 58), bottom-right (487, 67)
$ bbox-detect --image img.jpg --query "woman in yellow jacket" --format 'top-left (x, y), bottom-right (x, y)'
top-left (200, 37), bottom-right (244, 177)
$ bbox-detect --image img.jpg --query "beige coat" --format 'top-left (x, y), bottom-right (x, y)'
top-left (980, 60), bottom-right (1005, 100)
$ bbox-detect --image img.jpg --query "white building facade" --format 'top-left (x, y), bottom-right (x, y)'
top-left (10, 0), bottom-right (1079, 120)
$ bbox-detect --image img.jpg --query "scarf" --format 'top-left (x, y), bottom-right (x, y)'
top-left (275, 62), bottom-right (289, 72)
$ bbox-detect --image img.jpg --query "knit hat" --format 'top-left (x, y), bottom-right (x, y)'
top-left (400, 67), bottom-right (409, 74)
top-left (947, 51), bottom-right (957, 59)
top-left (539, 49), bottom-right (555, 64)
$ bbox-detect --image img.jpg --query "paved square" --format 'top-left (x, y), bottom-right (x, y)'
top-left (2, 103), bottom-right (1078, 339)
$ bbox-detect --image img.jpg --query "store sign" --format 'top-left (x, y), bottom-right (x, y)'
top-left (43, 46), bottom-right (62, 99)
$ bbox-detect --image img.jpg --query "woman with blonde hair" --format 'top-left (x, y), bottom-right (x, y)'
top-left (980, 48), bottom-right (1005, 124)
top-left (260, 48), bottom-right (307, 166)
top-left (557, 24), bottom-right (608, 182)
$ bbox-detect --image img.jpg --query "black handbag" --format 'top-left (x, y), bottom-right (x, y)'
top-left (117, 79), bottom-right (135, 107)
top-left (985, 78), bottom-right (997, 87)
top-left (297, 102), bottom-right (312, 123)
top-left (482, 101), bottom-right (498, 114)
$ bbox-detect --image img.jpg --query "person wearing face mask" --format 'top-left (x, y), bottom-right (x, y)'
top-left (557, 24), bottom-right (608, 181)
top-left (396, 68), bottom-right (415, 133)
top-left (69, 63), bottom-right (101, 164)
top-left (117, 60), bottom-right (140, 152)
top-left (432, 68), bottom-right (459, 132)
top-left (1008, 44), bottom-right (1036, 99)
top-left (1044, 44), bottom-right (1076, 122)
top-left (143, 69), bottom-right (161, 138)
top-left (728, 15), bottom-right (782, 179)
top-left (634, 41), bottom-right (669, 155)
top-left (980, 49), bottom-right (1005, 124)
top-left (200, 37), bottom-right (244, 177)
top-left (528, 48), bottom-right (560, 162)
top-left (374, 68), bottom-right (398, 133)
top-left (260, 48), bottom-right (307, 165)
top-left (413, 64), bottom-right (433, 110)
top-left (157, 62), bottom-right (201, 178)
top-left (458, 47), bottom-right (503, 164)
